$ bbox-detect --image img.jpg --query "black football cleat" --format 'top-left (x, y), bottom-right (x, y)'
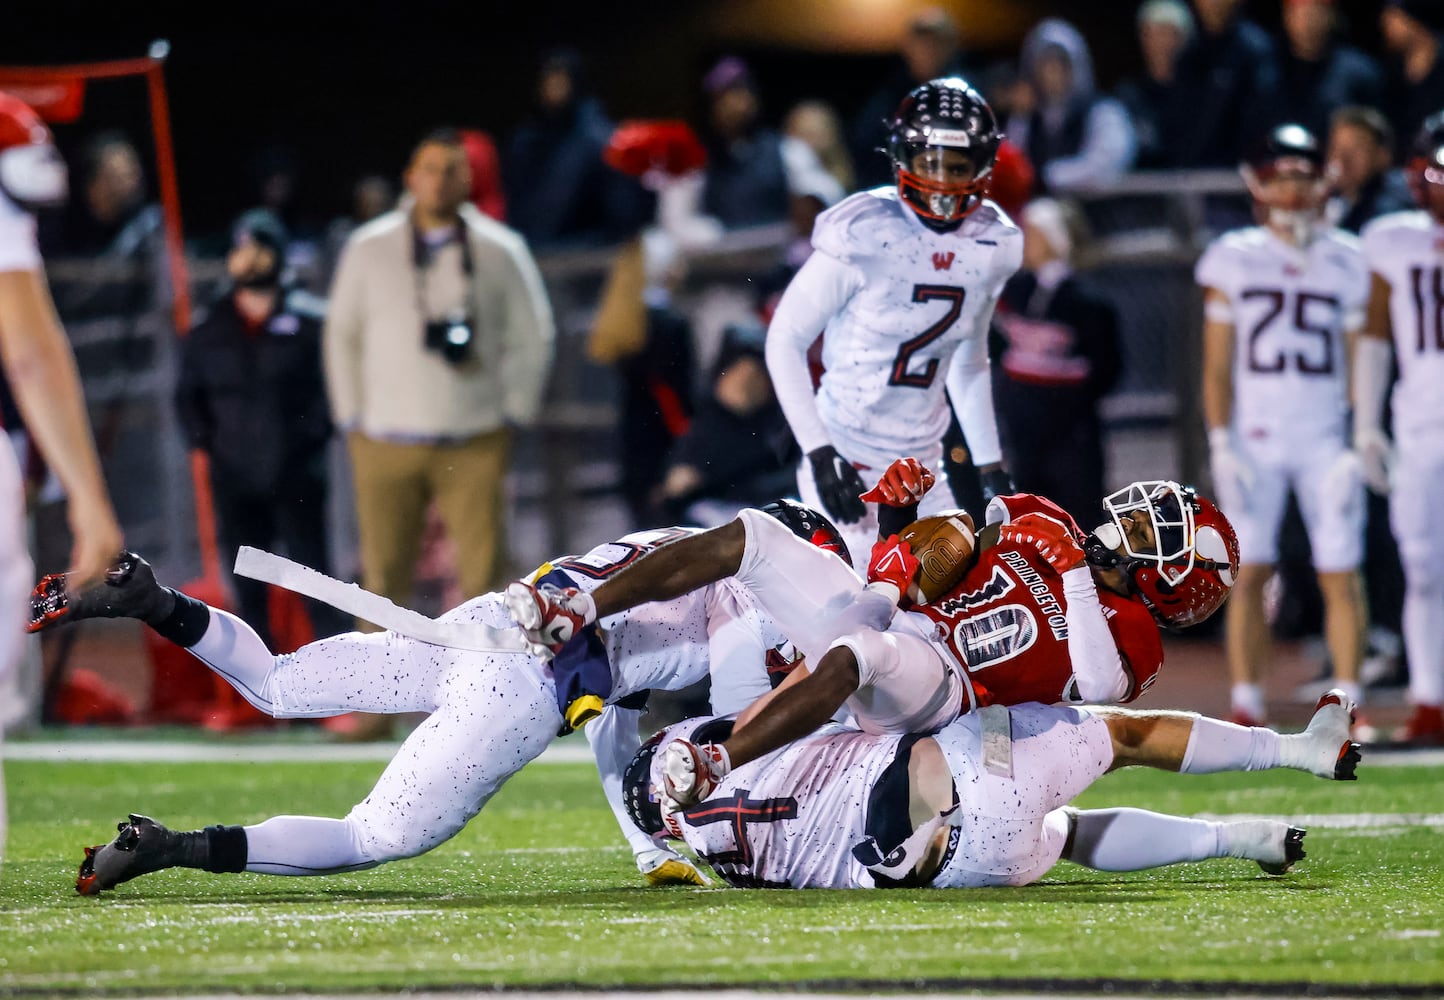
top-left (29, 551), bottom-right (168, 633)
top-left (76, 814), bottom-right (182, 896)
top-left (1257, 827), bottom-right (1307, 876)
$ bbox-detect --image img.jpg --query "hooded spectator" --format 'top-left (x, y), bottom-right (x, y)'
top-left (1381, 0), bottom-right (1444, 157)
top-left (1008, 19), bottom-right (1136, 192)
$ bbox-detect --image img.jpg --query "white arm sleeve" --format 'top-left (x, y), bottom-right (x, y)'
top-left (943, 307), bottom-right (1003, 466)
top-left (586, 705), bottom-right (658, 856)
top-left (1353, 334), bottom-right (1394, 440)
top-left (1062, 567), bottom-right (1129, 703)
top-left (706, 581), bottom-right (774, 716)
top-left (764, 250), bottom-right (865, 455)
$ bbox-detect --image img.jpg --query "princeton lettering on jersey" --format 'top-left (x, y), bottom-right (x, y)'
top-left (999, 550), bottom-right (1067, 639)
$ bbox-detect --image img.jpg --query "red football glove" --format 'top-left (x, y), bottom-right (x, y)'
top-left (867, 534), bottom-right (919, 602)
top-left (859, 458), bottom-right (935, 507)
top-left (999, 512), bottom-right (1086, 574)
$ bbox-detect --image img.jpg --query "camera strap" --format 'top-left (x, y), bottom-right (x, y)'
top-left (410, 216), bottom-right (475, 323)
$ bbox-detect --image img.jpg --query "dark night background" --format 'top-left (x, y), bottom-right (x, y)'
top-left (4, 0), bottom-right (1390, 242)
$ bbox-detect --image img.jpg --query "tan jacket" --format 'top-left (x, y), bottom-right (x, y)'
top-left (324, 203), bottom-right (554, 440)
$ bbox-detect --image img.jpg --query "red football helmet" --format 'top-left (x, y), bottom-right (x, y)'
top-left (0, 92), bottom-right (67, 212)
top-left (1093, 481), bottom-right (1239, 630)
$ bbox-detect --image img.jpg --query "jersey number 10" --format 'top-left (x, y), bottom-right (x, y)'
top-left (1408, 266), bottom-right (1444, 354)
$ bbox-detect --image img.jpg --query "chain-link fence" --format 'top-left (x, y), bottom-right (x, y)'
top-left (31, 172), bottom-right (1249, 593)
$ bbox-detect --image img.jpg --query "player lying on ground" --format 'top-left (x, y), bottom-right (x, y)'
top-left (28, 505), bottom-right (844, 895)
top-left (509, 464), bottom-right (1244, 806)
top-left (623, 694), bottom-right (1361, 890)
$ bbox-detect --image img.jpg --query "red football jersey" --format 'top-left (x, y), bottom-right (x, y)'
top-left (905, 494), bottom-right (1164, 706)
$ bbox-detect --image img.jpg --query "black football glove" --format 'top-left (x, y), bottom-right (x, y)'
top-left (978, 465), bottom-right (1015, 506)
top-left (807, 445), bottom-right (868, 524)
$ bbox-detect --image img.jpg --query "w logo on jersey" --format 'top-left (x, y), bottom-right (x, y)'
top-left (931, 251), bottom-right (955, 271)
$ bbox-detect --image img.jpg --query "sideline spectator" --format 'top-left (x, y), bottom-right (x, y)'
top-left (785, 100), bottom-right (855, 196)
top-left (1327, 106), bottom-right (1414, 232)
top-left (1008, 19), bottom-right (1136, 193)
top-left (502, 49), bottom-right (650, 249)
top-left (655, 322), bottom-right (797, 527)
top-left (324, 128), bottom-right (554, 614)
top-left (317, 174), bottom-right (395, 293)
top-left (1172, 0), bottom-right (1282, 166)
top-left (990, 198), bottom-right (1121, 527)
top-left (1278, 0), bottom-right (1385, 139)
top-left (700, 57), bottom-right (844, 232)
top-left (1116, 0), bottom-right (1197, 169)
top-left (850, 7), bottom-right (972, 189)
top-left (1380, 0), bottom-right (1444, 157)
top-left (51, 131), bottom-right (166, 316)
top-left (176, 210), bottom-right (340, 650)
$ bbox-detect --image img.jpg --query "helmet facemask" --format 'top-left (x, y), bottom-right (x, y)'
top-left (894, 142), bottom-right (993, 224)
top-left (1094, 481), bottom-right (1196, 582)
top-left (1241, 157), bottom-right (1326, 247)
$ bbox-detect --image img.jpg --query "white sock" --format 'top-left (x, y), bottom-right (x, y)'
top-left (1231, 682), bottom-right (1266, 721)
top-left (1334, 679), bottom-right (1363, 708)
top-left (243, 815), bottom-right (378, 876)
top-left (1404, 581), bottom-right (1444, 705)
top-left (187, 607), bottom-right (280, 713)
top-left (1066, 808), bottom-right (1224, 871)
top-left (1220, 819), bottom-right (1290, 866)
top-left (1181, 715), bottom-right (1281, 773)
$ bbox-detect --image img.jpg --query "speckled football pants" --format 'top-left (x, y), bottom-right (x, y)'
top-left (184, 593), bottom-right (562, 874)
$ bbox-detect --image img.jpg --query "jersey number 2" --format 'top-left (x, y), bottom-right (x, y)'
top-left (889, 285), bottom-right (967, 388)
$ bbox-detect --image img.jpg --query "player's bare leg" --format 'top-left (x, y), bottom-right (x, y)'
top-left (1097, 689), bottom-right (1361, 780)
top-left (1316, 568), bottom-right (1365, 706)
top-left (1225, 562), bottom-right (1274, 725)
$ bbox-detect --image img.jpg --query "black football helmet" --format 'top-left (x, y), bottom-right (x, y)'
top-left (1408, 110), bottom-right (1444, 221)
top-left (886, 77), bottom-right (1000, 225)
top-left (1240, 123), bottom-right (1326, 238)
top-left (757, 498), bottom-right (852, 568)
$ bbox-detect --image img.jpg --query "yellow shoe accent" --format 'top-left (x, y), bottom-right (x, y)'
top-left (564, 694), bottom-right (605, 732)
top-left (644, 858), bottom-right (709, 887)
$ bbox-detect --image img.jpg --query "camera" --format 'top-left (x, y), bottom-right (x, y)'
top-left (424, 310), bottom-right (475, 365)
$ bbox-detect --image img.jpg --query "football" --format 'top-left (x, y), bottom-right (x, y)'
top-left (899, 509), bottom-right (978, 604)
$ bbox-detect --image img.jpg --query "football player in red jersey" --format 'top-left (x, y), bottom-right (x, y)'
top-left (0, 92), bottom-right (122, 868)
top-left (508, 460), bottom-right (1242, 809)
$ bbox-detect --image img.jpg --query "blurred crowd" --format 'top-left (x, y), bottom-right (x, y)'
top-left (8, 0), bottom-right (1442, 734)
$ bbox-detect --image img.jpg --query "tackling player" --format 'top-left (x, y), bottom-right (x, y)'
top-left (27, 504), bottom-right (844, 894)
top-left (765, 77), bottom-right (1022, 563)
top-left (1199, 123), bottom-right (1370, 728)
top-left (507, 461), bottom-right (1242, 809)
top-left (1354, 111), bottom-right (1444, 745)
top-left (624, 692), bottom-right (1360, 890)
top-left (0, 92), bottom-right (123, 867)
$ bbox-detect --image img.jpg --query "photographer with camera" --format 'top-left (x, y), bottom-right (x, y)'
top-left (325, 128), bottom-right (554, 620)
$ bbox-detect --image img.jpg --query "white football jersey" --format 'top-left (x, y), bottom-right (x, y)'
top-left (659, 716), bottom-right (904, 889)
top-left (1196, 226), bottom-right (1368, 441)
top-left (528, 528), bottom-right (791, 705)
top-left (801, 188), bottom-right (1021, 468)
top-left (1360, 210), bottom-right (1444, 439)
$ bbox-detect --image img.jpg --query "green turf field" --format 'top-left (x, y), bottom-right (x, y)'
top-left (2, 753), bottom-right (1441, 996)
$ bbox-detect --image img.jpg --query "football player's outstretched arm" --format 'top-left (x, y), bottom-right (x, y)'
top-left (1353, 272), bottom-right (1395, 494)
top-left (591, 521), bottom-right (747, 620)
top-left (722, 644), bottom-right (860, 769)
top-left (0, 269), bottom-right (121, 586)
